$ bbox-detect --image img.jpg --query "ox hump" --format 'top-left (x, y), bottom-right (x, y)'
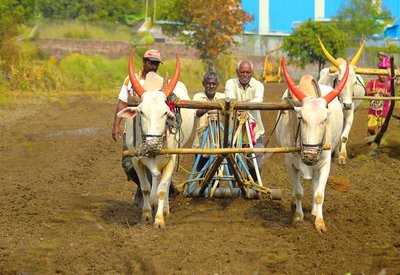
top-left (299, 75), bottom-right (318, 97)
top-left (143, 72), bottom-right (164, 92)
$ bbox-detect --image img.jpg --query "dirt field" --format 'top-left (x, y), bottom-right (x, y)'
top-left (1, 83), bottom-right (400, 274)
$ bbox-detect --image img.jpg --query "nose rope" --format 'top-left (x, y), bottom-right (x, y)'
top-left (298, 117), bottom-right (327, 165)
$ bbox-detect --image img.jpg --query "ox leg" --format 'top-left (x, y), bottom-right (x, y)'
top-left (338, 109), bottom-right (353, 165)
top-left (135, 163), bottom-right (152, 223)
top-left (150, 174), bottom-right (159, 210)
top-left (154, 158), bottom-right (175, 228)
top-left (312, 160), bottom-right (330, 233)
top-left (288, 162), bottom-right (304, 224)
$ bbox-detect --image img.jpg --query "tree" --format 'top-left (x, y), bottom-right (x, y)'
top-left (162, 0), bottom-right (252, 69)
top-left (37, 0), bottom-right (136, 23)
top-left (0, 0), bottom-right (36, 72)
top-left (333, 0), bottom-right (392, 40)
top-left (282, 20), bottom-right (348, 73)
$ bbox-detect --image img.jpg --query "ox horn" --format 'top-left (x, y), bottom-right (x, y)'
top-left (162, 53), bottom-right (180, 97)
top-left (350, 39), bottom-right (365, 66)
top-left (318, 37), bottom-right (340, 68)
top-left (128, 49), bottom-right (145, 97)
top-left (281, 57), bottom-right (306, 102)
top-left (323, 61), bottom-right (350, 104)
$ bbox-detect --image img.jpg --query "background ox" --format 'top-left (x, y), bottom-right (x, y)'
top-left (318, 38), bottom-right (366, 164)
top-left (276, 57), bottom-right (349, 233)
top-left (118, 52), bottom-right (194, 228)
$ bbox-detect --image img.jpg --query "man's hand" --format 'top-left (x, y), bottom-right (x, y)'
top-left (112, 127), bottom-right (120, 141)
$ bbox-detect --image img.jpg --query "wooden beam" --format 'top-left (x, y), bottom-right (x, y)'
top-left (353, 96), bottom-right (400, 101)
top-left (329, 66), bottom-right (400, 76)
top-left (127, 97), bottom-right (299, 110)
top-left (122, 144), bottom-right (331, 157)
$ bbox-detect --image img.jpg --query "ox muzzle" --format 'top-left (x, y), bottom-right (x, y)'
top-left (140, 134), bottom-right (164, 157)
top-left (300, 145), bottom-right (323, 166)
top-left (299, 128), bottom-right (326, 166)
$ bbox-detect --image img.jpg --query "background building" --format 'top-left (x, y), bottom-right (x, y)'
top-left (241, 0), bottom-right (400, 37)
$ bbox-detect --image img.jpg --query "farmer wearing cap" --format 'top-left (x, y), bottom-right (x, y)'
top-left (112, 49), bottom-right (180, 201)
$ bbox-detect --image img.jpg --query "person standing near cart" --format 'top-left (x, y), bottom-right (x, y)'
top-left (366, 69), bottom-right (391, 136)
top-left (224, 60), bottom-right (265, 182)
top-left (193, 71), bottom-right (225, 172)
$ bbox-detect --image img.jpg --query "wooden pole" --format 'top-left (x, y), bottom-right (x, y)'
top-left (373, 56), bottom-right (396, 146)
top-left (329, 66), bottom-right (400, 76)
top-left (353, 96), bottom-right (400, 101)
top-left (127, 97), bottom-right (299, 110)
top-left (122, 144), bottom-right (332, 157)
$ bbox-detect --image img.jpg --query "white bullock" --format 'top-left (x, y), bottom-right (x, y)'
top-left (117, 51), bottom-right (194, 228)
top-left (276, 57), bottom-right (349, 233)
top-left (318, 38), bottom-right (366, 164)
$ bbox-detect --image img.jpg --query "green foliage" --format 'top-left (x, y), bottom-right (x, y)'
top-left (37, 0), bottom-right (136, 24)
top-left (282, 20), bottom-right (348, 71)
top-left (0, 0), bottom-right (36, 24)
top-left (162, 0), bottom-right (252, 70)
top-left (0, 77), bottom-right (11, 105)
top-left (132, 32), bottom-right (155, 46)
top-left (333, 0), bottom-right (392, 40)
top-left (156, 0), bottom-right (177, 21)
top-left (38, 20), bottom-right (135, 41)
top-left (58, 54), bottom-right (128, 91)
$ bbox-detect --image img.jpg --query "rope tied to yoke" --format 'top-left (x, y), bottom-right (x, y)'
top-left (216, 98), bottom-right (237, 115)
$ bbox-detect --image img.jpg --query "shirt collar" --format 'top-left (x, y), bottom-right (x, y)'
top-left (237, 78), bottom-right (252, 89)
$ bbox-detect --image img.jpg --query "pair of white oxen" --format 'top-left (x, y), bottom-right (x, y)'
top-left (118, 41), bottom-right (367, 233)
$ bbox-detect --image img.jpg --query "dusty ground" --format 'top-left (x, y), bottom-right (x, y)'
top-left (1, 83), bottom-right (400, 274)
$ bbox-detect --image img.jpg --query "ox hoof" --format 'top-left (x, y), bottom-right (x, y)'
top-left (337, 158), bottom-right (347, 165)
top-left (315, 218), bottom-right (327, 234)
top-left (141, 213), bottom-right (153, 224)
top-left (154, 220), bottom-right (165, 229)
top-left (163, 208), bottom-right (170, 217)
top-left (292, 213), bottom-right (304, 225)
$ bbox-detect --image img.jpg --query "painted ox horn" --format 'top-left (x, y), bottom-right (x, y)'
top-left (128, 50), bottom-right (180, 98)
top-left (128, 50), bottom-right (145, 97)
top-left (318, 36), bottom-right (365, 67)
top-left (281, 57), bottom-right (350, 104)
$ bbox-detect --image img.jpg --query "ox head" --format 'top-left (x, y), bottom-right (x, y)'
top-left (281, 57), bottom-right (349, 165)
top-left (117, 50), bottom-right (179, 157)
top-left (318, 37), bottom-right (364, 109)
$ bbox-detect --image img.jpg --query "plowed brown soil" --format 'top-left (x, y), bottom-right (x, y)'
top-left (1, 83), bottom-right (399, 274)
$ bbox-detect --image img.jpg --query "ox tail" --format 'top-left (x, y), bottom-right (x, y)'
top-left (327, 175), bottom-right (350, 192)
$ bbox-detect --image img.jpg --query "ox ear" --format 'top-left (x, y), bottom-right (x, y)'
top-left (117, 107), bottom-right (139, 118)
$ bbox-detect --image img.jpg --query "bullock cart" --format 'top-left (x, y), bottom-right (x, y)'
top-left (125, 97), bottom-right (332, 201)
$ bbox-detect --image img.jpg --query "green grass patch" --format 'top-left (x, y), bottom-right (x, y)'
top-left (38, 20), bottom-right (136, 41)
